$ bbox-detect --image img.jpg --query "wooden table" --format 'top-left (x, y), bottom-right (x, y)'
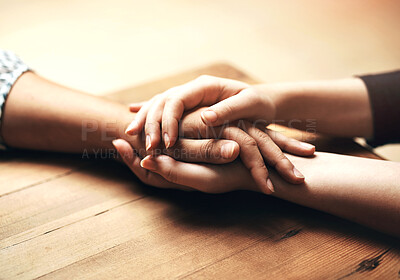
top-left (0, 64), bottom-right (399, 279)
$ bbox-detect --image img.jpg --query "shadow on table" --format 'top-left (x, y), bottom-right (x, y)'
top-left (4, 149), bottom-right (398, 251)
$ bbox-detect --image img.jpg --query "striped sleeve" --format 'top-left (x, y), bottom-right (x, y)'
top-left (0, 50), bottom-right (29, 150)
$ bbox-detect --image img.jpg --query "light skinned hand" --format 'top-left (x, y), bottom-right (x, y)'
top-left (126, 75), bottom-right (276, 149)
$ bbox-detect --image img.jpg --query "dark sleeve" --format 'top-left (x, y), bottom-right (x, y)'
top-left (358, 70), bottom-right (400, 147)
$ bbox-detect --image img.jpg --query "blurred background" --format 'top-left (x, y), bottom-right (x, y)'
top-left (1, 0), bottom-right (399, 160)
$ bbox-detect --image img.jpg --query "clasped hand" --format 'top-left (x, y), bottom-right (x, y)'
top-left (113, 75), bottom-right (315, 194)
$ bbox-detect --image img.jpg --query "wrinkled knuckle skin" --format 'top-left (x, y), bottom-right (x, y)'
top-left (146, 121), bottom-right (161, 131)
top-left (254, 160), bottom-right (267, 169)
top-left (272, 153), bottom-right (288, 167)
top-left (243, 135), bottom-right (258, 148)
top-left (280, 140), bottom-right (290, 151)
top-left (201, 139), bottom-right (216, 159)
top-left (252, 127), bottom-right (268, 140)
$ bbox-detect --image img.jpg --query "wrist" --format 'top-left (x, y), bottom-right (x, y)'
top-left (252, 83), bottom-right (298, 122)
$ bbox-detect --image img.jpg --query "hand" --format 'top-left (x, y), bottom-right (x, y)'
top-left (125, 75), bottom-right (314, 189)
top-left (124, 107), bottom-right (313, 193)
top-left (112, 139), bottom-right (258, 194)
top-left (179, 107), bottom-right (314, 190)
top-left (126, 75), bottom-right (277, 148)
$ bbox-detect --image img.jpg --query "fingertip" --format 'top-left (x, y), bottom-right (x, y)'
top-left (291, 167), bottom-right (306, 184)
top-left (266, 178), bottom-right (275, 193)
top-left (112, 138), bottom-right (124, 148)
top-left (163, 132), bottom-right (171, 149)
top-left (275, 159), bottom-right (306, 184)
top-left (259, 178), bottom-right (274, 195)
top-left (129, 103), bottom-right (143, 112)
top-left (231, 142), bottom-right (240, 159)
top-left (140, 155), bottom-right (156, 171)
top-left (201, 110), bottom-right (218, 125)
top-left (221, 141), bottom-right (240, 160)
top-left (300, 142), bottom-right (315, 154)
top-left (145, 135), bottom-right (152, 151)
top-left (125, 120), bottom-right (139, 135)
top-left (112, 138), bottom-right (134, 164)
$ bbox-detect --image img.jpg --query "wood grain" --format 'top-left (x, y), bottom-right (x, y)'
top-left (0, 63), bottom-right (398, 280)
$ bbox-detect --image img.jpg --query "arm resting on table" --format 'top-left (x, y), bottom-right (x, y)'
top-left (271, 152), bottom-right (400, 237)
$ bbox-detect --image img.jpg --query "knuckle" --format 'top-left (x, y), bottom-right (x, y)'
top-left (145, 120), bottom-right (160, 131)
top-left (247, 89), bottom-right (261, 102)
top-left (195, 75), bottom-right (219, 90)
top-left (252, 127), bottom-right (268, 139)
top-left (242, 135), bottom-right (258, 148)
top-left (196, 74), bottom-right (212, 82)
top-left (254, 159), bottom-right (267, 169)
top-left (151, 93), bottom-right (162, 100)
top-left (271, 152), bottom-right (288, 167)
top-left (165, 95), bottom-right (177, 103)
top-left (201, 139), bottom-right (216, 159)
top-left (278, 138), bottom-right (290, 151)
top-left (222, 102), bottom-right (235, 118)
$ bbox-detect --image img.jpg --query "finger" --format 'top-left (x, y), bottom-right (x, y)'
top-left (161, 76), bottom-right (247, 148)
top-left (164, 139), bottom-right (239, 164)
top-left (201, 88), bottom-right (269, 127)
top-left (126, 95), bottom-right (158, 135)
top-left (245, 124), bottom-right (305, 184)
top-left (140, 154), bottom-right (237, 193)
top-left (112, 139), bottom-right (192, 191)
top-left (265, 129), bottom-right (315, 156)
top-left (129, 102), bottom-right (146, 112)
top-left (144, 97), bottom-right (166, 150)
top-left (161, 83), bottom-right (209, 148)
top-left (218, 126), bottom-right (274, 194)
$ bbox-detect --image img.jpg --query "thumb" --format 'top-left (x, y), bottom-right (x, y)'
top-left (112, 139), bottom-right (135, 166)
top-left (200, 88), bottom-right (270, 126)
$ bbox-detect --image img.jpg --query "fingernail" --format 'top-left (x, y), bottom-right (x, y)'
top-left (140, 155), bottom-right (156, 170)
top-left (266, 178), bottom-right (275, 193)
top-left (201, 110), bottom-right (218, 123)
top-left (146, 135), bottom-right (152, 151)
top-left (221, 143), bottom-right (235, 159)
top-left (164, 133), bottom-right (170, 149)
top-left (300, 142), bottom-right (315, 150)
top-left (125, 120), bottom-right (139, 135)
top-left (293, 167), bottom-right (305, 179)
top-left (111, 139), bottom-right (119, 147)
top-left (112, 139), bottom-right (122, 149)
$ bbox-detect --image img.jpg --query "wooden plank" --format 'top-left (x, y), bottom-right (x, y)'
top-left (0, 161), bottom-right (142, 246)
top-left (0, 63), bottom-right (397, 280)
top-left (0, 152), bottom-right (84, 196)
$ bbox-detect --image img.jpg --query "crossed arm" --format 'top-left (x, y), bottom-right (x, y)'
top-left (1, 72), bottom-right (399, 237)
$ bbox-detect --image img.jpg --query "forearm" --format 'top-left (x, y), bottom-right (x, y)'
top-left (1, 72), bottom-right (136, 153)
top-left (270, 152), bottom-right (400, 237)
top-left (259, 78), bottom-right (373, 138)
